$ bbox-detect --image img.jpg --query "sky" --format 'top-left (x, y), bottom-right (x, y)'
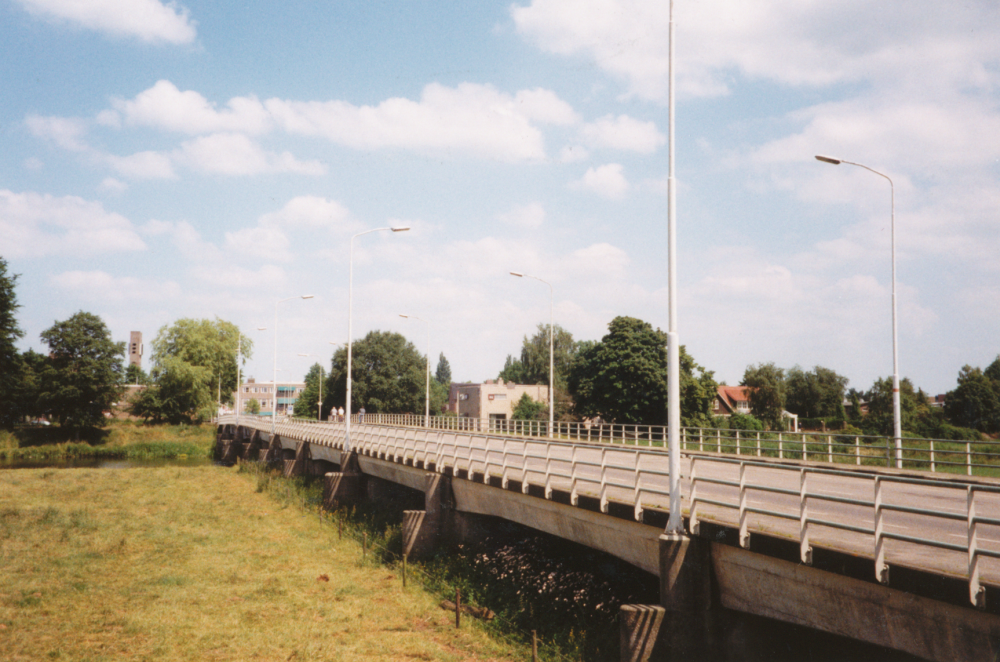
top-left (1, 0), bottom-right (998, 398)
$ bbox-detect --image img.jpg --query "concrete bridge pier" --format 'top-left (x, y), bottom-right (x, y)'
top-left (241, 429), bottom-right (263, 462)
top-left (402, 473), bottom-right (450, 559)
top-left (323, 451), bottom-right (363, 510)
top-left (620, 532), bottom-right (715, 662)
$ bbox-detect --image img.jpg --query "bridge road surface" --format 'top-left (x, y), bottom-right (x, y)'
top-left (480, 438), bottom-right (1000, 588)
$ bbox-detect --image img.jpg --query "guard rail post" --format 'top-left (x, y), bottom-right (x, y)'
top-left (968, 485), bottom-right (985, 608)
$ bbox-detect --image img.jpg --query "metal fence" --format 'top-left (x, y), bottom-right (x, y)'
top-left (219, 414), bottom-right (1000, 608)
top-left (316, 413), bottom-right (1000, 477)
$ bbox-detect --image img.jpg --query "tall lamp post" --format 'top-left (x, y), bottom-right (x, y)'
top-left (664, 0), bottom-right (682, 535)
top-left (297, 353), bottom-right (324, 421)
top-left (235, 334), bottom-right (243, 428)
top-left (399, 314), bottom-right (431, 427)
top-left (346, 226), bottom-right (410, 452)
top-left (271, 295), bottom-right (313, 436)
top-left (509, 272), bottom-right (554, 439)
top-left (815, 154), bottom-right (902, 468)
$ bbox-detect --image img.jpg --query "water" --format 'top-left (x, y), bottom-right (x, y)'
top-left (0, 456), bottom-right (216, 470)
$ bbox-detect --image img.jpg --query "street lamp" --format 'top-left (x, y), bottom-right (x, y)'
top-left (297, 353), bottom-right (324, 421)
top-left (346, 226), bottom-right (410, 452)
top-left (665, 0), bottom-right (682, 535)
top-left (509, 272), bottom-right (554, 438)
top-left (271, 295), bottom-right (313, 435)
top-left (815, 154), bottom-right (902, 468)
top-left (399, 314), bottom-right (431, 427)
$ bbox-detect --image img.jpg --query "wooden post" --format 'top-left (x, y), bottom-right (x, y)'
top-left (455, 587), bottom-right (461, 628)
top-left (532, 630), bottom-right (538, 662)
top-left (402, 553), bottom-right (407, 588)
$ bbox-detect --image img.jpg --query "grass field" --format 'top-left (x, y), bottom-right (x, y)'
top-left (0, 464), bottom-right (522, 661)
top-left (0, 422), bottom-right (215, 462)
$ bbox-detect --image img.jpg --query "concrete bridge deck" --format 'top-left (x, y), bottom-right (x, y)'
top-left (215, 415), bottom-right (1000, 661)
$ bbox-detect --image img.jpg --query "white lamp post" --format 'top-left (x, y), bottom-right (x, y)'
top-left (665, 0), bottom-right (682, 535)
top-left (297, 353), bottom-right (324, 420)
top-left (509, 272), bottom-right (554, 439)
top-left (271, 295), bottom-right (313, 435)
top-left (346, 226), bottom-right (410, 452)
top-left (815, 154), bottom-right (902, 468)
top-left (235, 334), bottom-right (243, 428)
top-left (399, 314), bottom-right (431, 427)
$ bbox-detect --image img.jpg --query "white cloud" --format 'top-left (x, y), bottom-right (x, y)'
top-left (265, 82), bottom-right (557, 162)
top-left (174, 133), bottom-right (325, 176)
top-left (224, 226), bottom-right (292, 262)
top-left (581, 114), bottom-right (665, 153)
top-left (25, 115), bottom-right (89, 151)
top-left (512, 0), bottom-right (1000, 100)
top-left (571, 163), bottom-right (630, 199)
top-left (15, 0), bottom-right (196, 44)
top-left (105, 150), bottom-right (177, 179)
top-left (110, 80), bottom-right (271, 134)
top-left (98, 177), bottom-right (127, 193)
top-left (496, 202), bottom-right (546, 229)
top-left (258, 196), bottom-right (356, 230)
top-left (50, 270), bottom-right (182, 302)
top-left (0, 189), bottom-right (145, 258)
top-left (559, 145), bottom-right (590, 163)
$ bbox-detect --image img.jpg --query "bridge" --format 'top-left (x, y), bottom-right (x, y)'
top-left (215, 414), bottom-right (1000, 661)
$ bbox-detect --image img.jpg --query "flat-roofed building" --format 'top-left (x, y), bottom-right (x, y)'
top-left (448, 379), bottom-right (548, 424)
top-left (235, 377), bottom-right (306, 417)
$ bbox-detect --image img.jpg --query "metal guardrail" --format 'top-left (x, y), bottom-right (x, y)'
top-left (219, 414), bottom-right (1000, 608)
top-left (339, 413), bottom-right (1000, 477)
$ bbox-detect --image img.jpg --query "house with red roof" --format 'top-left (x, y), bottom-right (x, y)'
top-left (712, 385), bottom-right (799, 431)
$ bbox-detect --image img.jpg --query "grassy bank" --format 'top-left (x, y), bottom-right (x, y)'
top-left (0, 464), bottom-right (520, 661)
top-left (0, 422), bottom-right (214, 461)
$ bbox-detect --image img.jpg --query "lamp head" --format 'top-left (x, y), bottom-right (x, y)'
top-left (510, 271), bottom-right (524, 277)
top-left (399, 314), bottom-right (409, 319)
top-left (815, 155), bottom-right (842, 165)
top-left (301, 295), bottom-right (314, 300)
top-left (257, 326), bottom-right (267, 331)
top-left (391, 226), bottom-right (410, 232)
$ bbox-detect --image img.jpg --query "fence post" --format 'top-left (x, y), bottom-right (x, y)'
top-left (716, 429), bottom-right (721, 453)
top-left (930, 440), bottom-right (935, 473)
top-left (875, 476), bottom-right (888, 584)
top-left (779, 432), bottom-right (783, 460)
top-left (689, 457), bottom-right (700, 535)
top-left (827, 435), bottom-right (833, 463)
top-left (855, 437), bottom-right (861, 466)
top-left (968, 486), bottom-right (985, 608)
top-left (736, 430), bottom-right (741, 456)
top-left (756, 431), bottom-right (761, 457)
top-left (799, 469), bottom-right (811, 565)
top-left (739, 462), bottom-right (750, 548)
top-left (967, 442), bottom-right (973, 476)
top-left (699, 428), bottom-right (704, 452)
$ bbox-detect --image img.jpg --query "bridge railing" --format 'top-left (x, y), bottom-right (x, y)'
top-left (322, 413), bottom-right (1000, 478)
top-left (220, 413), bottom-right (1000, 607)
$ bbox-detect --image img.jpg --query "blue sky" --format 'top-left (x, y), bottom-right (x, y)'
top-left (2, 0), bottom-right (998, 398)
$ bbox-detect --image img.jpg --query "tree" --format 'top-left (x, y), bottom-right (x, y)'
top-left (124, 363), bottom-right (149, 386)
top-left (435, 352), bottom-right (452, 385)
top-left (135, 318), bottom-right (252, 423)
top-left (295, 363), bottom-right (325, 420)
top-left (944, 366), bottom-right (1000, 433)
top-left (38, 311), bottom-right (125, 433)
top-left (865, 376), bottom-right (924, 435)
top-left (785, 365), bottom-right (848, 420)
top-left (498, 323), bottom-right (578, 390)
top-left (245, 398), bottom-right (260, 415)
top-left (324, 330), bottom-right (426, 414)
top-left (567, 316), bottom-right (716, 425)
top-left (0, 258), bottom-right (24, 428)
top-left (742, 363), bottom-right (786, 430)
top-left (150, 318), bottom-right (251, 406)
top-left (512, 392), bottom-right (546, 421)
top-left (985, 355), bottom-right (1000, 383)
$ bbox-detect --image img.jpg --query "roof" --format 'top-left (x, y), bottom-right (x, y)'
top-left (716, 385), bottom-right (751, 414)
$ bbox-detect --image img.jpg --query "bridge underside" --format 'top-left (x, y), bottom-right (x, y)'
top-left (216, 423), bottom-right (999, 662)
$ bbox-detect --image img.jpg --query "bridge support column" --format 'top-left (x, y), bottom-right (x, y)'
top-left (402, 473), bottom-right (450, 559)
top-left (261, 433), bottom-right (281, 464)
top-left (655, 532), bottom-right (715, 661)
top-left (323, 451), bottom-right (363, 509)
top-left (241, 429), bottom-right (262, 462)
top-left (284, 441), bottom-right (310, 477)
top-left (620, 604), bottom-right (665, 662)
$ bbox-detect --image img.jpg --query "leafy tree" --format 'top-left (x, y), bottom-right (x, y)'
top-left (567, 316), bottom-right (716, 425)
top-left (150, 318), bottom-right (251, 406)
top-left (742, 363), bottom-right (786, 430)
top-left (435, 352), bottom-right (452, 385)
top-left (245, 398), bottom-right (260, 415)
top-left (944, 366), bottom-right (1000, 433)
top-left (0, 258), bottom-right (24, 427)
top-left (499, 323), bottom-right (578, 390)
top-left (324, 331), bottom-right (426, 414)
top-left (985, 355), bottom-right (1000, 383)
top-left (124, 363), bottom-right (149, 386)
top-left (864, 376), bottom-right (924, 436)
top-left (13, 349), bottom-right (46, 421)
top-left (295, 363), bottom-right (325, 419)
top-left (512, 392), bottom-right (546, 421)
top-left (728, 412), bottom-right (763, 432)
top-left (134, 318), bottom-right (252, 423)
top-left (785, 365), bottom-right (848, 419)
top-left (38, 311), bottom-right (125, 434)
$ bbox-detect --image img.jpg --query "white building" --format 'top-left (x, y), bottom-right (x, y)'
top-left (448, 379), bottom-right (548, 424)
top-left (235, 378), bottom-right (306, 417)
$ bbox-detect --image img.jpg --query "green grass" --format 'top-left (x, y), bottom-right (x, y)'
top-left (0, 421), bottom-right (215, 461)
top-left (0, 464), bottom-right (522, 661)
